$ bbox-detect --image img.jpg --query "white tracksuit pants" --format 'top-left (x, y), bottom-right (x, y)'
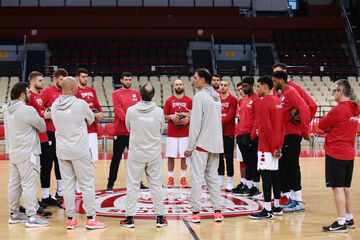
top-left (126, 156), bottom-right (165, 217)
top-left (191, 150), bottom-right (221, 212)
top-left (8, 156), bottom-right (40, 217)
top-left (58, 152), bottom-right (96, 218)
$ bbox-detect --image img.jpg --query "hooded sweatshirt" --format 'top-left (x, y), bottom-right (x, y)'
top-left (125, 101), bottom-right (164, 163)
top-left (4, 100), bottom-right (46, 164)
top-left (187, 86), bottom-right (224, 153)
top-left (51, 95), bottom-right (94, 160)
top-left (319, 100), bottom-right (360, 160)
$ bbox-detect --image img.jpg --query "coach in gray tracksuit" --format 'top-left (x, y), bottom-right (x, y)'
top-left (184, 68), bottom-right (224, 215)
top-left (125, 83), bottom-right (165, 219)
top-left (5, 82), bottom-right (49, 227)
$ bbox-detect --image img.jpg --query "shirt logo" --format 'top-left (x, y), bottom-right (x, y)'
top-left (349, 116), bottom-right (359, 122)
top-left (276, 104), bottom-right (283, 109)
top-left (81, 92), bottom-right (94, 98)
top-left (172, 102), bottom-right (187, 108)
top-left (132, 94), bottom-right (136, 97)
top-left (222, 102), bottom-right (229, 108)
top-left (36, 98), bottom-right (43, 106)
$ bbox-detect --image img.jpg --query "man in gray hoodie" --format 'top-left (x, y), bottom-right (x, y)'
top-left (120, 83), bottom-right (167, 228)
top-left (184, 68), bottom-right (224, 223)
top-left (4, 82), bottom-right (50, 228)
top-left (51, 77), bottom-right (106, 230)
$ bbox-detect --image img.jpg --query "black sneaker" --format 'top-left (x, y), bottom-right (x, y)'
top-left (346, 219), bottom-right (355, 229)
top-left (271, 206), bottom-right (283, 216)
top-left (249, 208), bottom-right (273, 220)
top-left (19, 205), bottom-right (26, 214)
top-left (248, 187), bottom-right (259, 197)
top-left (42, 195), bottom-right (62, 207)
top-left (106, 186), bottom-right (114, 193)
top-left (120, 216), bottom-right (135, 228)
top-left (156, 216), bottom-right (168, 228)
top-left (55, 191), bottom-right (63, 199)
top-left (234, 185), bottom-right (249, 195)
top-left (231, 183), bottom-right (244, 193)
top-left (322, 221), bottom-right (348, 233)
top-left (140, 181), bottom-right (149, 190)
top-left (38, 200), bottom-right (48, 209)
top-left (37, 206), bottom-right (52, 218)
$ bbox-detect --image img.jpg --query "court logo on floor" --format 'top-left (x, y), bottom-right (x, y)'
top-left (74, 187), bottom-right (263, 219)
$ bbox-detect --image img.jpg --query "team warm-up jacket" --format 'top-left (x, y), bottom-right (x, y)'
top-left (236, 93), bottom-right (260, 136)
top-left (40, 85), bottom-right (62, 132)
top-left (221, 93), bottom-right (238, 136)
top-left (28, 90), bottom-right (48, 143)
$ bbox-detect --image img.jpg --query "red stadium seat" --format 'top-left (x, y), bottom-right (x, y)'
top-left (97, 124), bottom-right (104, 140)
top-left (0, 125), bottom-right (4, 140)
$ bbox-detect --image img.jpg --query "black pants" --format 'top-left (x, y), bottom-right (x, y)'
top-left (279, 134), bottom-right (302, 193)
top-left (40, 141), bottom-right (53, 188)
top-left (46, 131), bottom-right (61, 180)
top-left (107, 135), bottom-right (129, 187)
top-left (261, 170), bottom-right (281, 202)
top-left (237, 134), bottom-right (260, 183)
top-left (218, 135), bottom-right (234, 177)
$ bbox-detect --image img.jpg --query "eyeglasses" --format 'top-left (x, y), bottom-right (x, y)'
top-left (332, 89), bottom-right (341, 94)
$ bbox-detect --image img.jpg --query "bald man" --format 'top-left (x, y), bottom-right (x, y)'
top-left (51, 77), bottom-right (106, 230)
top-left (163, 79), bottom-right (192, 187)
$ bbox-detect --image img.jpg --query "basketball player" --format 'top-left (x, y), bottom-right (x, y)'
top-left (249, 76), bottom-right (284, 220)
top-left (163, 79), bottom-right (192, 187)
top-left (40, 68), bottom-right (68, 199)
top-left (272, 70), bottom-right (311, 212)
top-left (218, 79), bottom-right (237, 191)
top-left (211, 74), bottom-right (221, 93)
top-left (120, 83), bottom-right (167, 228)
top-left (5, 82), bottom-right (50, 227)
top-left (28, 71), bottom-right (62, 207)
top-left (106, 72), bottom-right (147, 192)
top-left (319, 80), bottom-right (359, 232)
top-left (184, 68), bottom-right (224, 223)
top-left (51, 77), bottom-right (106, 230)
top-left (235, 77), bottom-right (260, 197)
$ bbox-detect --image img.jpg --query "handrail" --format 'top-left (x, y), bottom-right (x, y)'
top-left (251, 34), bottom-right (259, 75)
top-left (210, 34), bottom-right (218, 74)
top-left (21, 34), bottom-right (27, 82)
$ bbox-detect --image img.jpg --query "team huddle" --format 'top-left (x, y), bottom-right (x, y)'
top-left (4, 63), bottom-right (359, 233)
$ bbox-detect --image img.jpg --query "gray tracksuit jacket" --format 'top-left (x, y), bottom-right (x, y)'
top-left (187, 86), bottom-right (224, 153)
top-left (4, 100), bottom-right (46, 164)
top-left (125, 101), bottom-right (164, 162)
top-left (51, 95), bottom-right (94, 160)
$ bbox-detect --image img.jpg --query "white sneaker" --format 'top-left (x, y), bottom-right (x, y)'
top-left (25, 217), bottom-right (50, 228)
top-left (8, 213), bottom-right (27, 224)
top-left (252, 192), bottom-right (264, 201)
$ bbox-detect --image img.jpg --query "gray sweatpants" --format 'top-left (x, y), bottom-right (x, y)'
top-left (8, 156), bottom-right (40, 217)
top-left (191, 150), bottom-right (221, 212)
top-left (58, 152), bottom-right (96, 218)
top-left (126, 157), bottom-right (165, 217)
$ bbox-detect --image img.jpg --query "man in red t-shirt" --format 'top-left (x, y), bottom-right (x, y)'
top-left (164, 79), bottom-right (192, 187)
top-left (40, 68), bottom-right (68, 199)
top-left (106, 72), bottom-right (147, 193)
top-left (218, 79), bottom-right (237, 191)
top-left (319, 80), bottom-right (359, 233)
top-left (28, 71), bottom-right (61, 208)
top-left (211, 74), bottom-right (221, 93)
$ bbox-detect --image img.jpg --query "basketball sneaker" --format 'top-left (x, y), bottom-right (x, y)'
top-left (248, 187), bottom-right (259, 197)
top-left (249, 208), bottom-right (273, 220)
top-left (25, 216), bottom-right (50, 228)
top-left (120, 216), bottom-right (135, 228)
top-left (180, 177), bottom-right (189, 187)
top-left (37, 206), bottom-right (52, 218)
top-left (55, 190), bottom-right (63, 199)
top-left (186, 213), bottom-right (201, 223)
top-left (167, 177), bottom-right (174, 187)
top-left (279, 196), bottom-right (290, 206)
top-left (225, 182), bottom-right (233, 193)
top-left (140, 181), bottom-right (149, 190)
top-left (106, 186), bottom-right (113, 193)
top-left (346, 219), bottom-right (355, 229)
top-left (42, 194), bottom-right (62, 207)
top-left (322, 221), bottom-right (348, 233)
top-left (283, 200), bottom-right (305, 212)
top-left (86, 217), bottom-right (106, 230)
top-left (8, 213), bottom-right (27, 224)
top-left (271, 206), bottom-right (283, 216)
top-left (231, 183), bottom-right (244, 194)
top-left (156, 216), bottom-right (168, 228)
top-left (67, 218), bottom-right (79, 230)
top-left (75, 188), bottom-right (82, 196)
top-left (214, 212), bottom-right (224, 222)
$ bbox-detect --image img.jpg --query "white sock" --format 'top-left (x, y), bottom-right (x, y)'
top-left (346, 213), bottom-right (353, 221)
top-left (253, 182), bottom-right (259, 189)
top-left (241, 178), bottom-right (246, 184)
top-left (274, 199), bottom-right (280, 208)
top-left (181, 170), bottom-right (187, 178)
top-left (246, 180), bottom-right (252, 189)
top-left (294, 190), bottom-right (302, 202)
top-left (75, 181), bottom-right (81, 192)
top-left (42, 188), bottom-right (50, 199)
top-left (57, 180), bottom-right (63, 192)
top-left (227, 177), bottom-right (233, 185)
top-left (264, 202), bottom-right (271, 211)
top-left (283, 192), bottom-right (290, 198)
top-left (219, 175), bottom-right (225, 186)
top-left (290, 190), bottom-right (295, 200)
top-left (338, 217), bottom-right (346, 225)
top-left (168, 171), bottom-right (174, 178)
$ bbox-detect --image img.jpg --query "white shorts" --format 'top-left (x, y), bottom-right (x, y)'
top-left (166, 137), bottom-right (189, 158)
top-left (236, 144), bottom-right (243, 162)
top-left (257, 151), bottom-right (279, 171)
top-left (88, 133), bottom-right (98, 161)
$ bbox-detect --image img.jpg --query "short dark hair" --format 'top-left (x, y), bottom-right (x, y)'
top-left (54, 68), bottom-right (68, 78)
top-left (195, 68), bottom-right (212, 85)
top-left (273, 63), bottom-right (287, 71)
top-left (335, 79), bottom-right (351, 97)
top-left (258, 76), bottom-right (273, 90)
top-left (76, 68), bottom-right (88, 76)
top-left (28, 71), bottom-right (43, 82)
top-left (273, 70), bottom-right (288, 83)
top-left (11, 82), bottom-right (29, 100)
top-left (236, 82), bottom-right (242, 87)
top-left (213, 74), bottom-right (221, 79)
top-left (121, 72), bottom-right (132, 79)
top-left (242, 76), bottom-right (254, 85)
top-left (140, 83), bottom-right (155, 101)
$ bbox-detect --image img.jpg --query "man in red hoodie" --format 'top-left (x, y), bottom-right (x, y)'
top-left (106, 72), bottom-right (147, 193)
top-left (319, 79), bottom-right (359, 233)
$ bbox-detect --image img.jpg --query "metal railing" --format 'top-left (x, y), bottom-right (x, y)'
top-left (210, 34), bottom-right (218, 74)
top-left (21, 35), bottom-right (27, 82)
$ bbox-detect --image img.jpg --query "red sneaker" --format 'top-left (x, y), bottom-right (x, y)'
top-left (167, 177), bottom-right (174, 187)
top-left (186, 213), bottom-right (201, 223)
top-left (214, 212), bottom-right (224, 222)
top-left (86, 218), bottom-right (106, 230)
top-left (180, 177), bottom-right (189, 187)
top-left (280, 196), bottom-right (290, 206)
top-left (67, 218), bottom-right (79, 230)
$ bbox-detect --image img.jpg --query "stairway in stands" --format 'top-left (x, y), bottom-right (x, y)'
top-left (191, 50), bottom-right (213, 73)
top-left (256, 46), bottom-right (274, 76)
